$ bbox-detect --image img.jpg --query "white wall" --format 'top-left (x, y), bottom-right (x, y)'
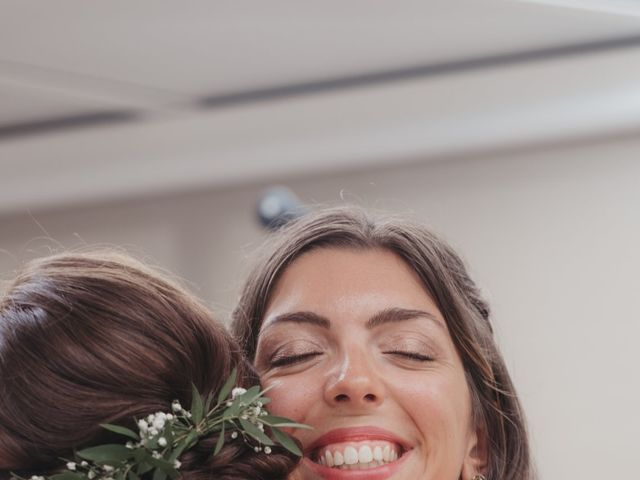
top-left (1, 137), bottom-right (639, 478)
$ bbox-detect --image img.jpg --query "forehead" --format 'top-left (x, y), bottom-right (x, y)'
top-left (264, 247), bottom-right (443, 325)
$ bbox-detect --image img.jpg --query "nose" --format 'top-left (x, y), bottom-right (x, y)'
top-left (324, 349), bottom-right (385, 408)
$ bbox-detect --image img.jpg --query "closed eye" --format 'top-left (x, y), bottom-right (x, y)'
top-left (269, 351), bottom-right (323, 368)
top-left (384, 350), bottom-right (434, 362)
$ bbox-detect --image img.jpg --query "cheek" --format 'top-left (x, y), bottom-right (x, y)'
top-left (262, 375), bottom-right (320, 422)
top-left (393, 370), bottom-right (473, 443)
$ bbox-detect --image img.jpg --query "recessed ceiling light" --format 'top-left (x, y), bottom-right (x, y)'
top-left (520, 0), bottom-right (640, 17)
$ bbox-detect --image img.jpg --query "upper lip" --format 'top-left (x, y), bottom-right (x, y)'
top-left (306, 426), bottom-right (411, 454)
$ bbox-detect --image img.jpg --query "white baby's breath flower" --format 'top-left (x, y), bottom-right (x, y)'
top-left (231, 431), bottom-right (238, 439)
top-left (80, 461), bottom-right (88, 467)
top-left (137, 419), bottom-right (149, 432)
top-left (231, 387), bottom-right (247, 399)
top-left (102, 465), bottom-right (114, 472)
top-left (87, 471), bottom-right (96, 479)
top-left (174, 460), bottom-right (182, 469)
top-left (66, 462), bottom-right (76, 471)
top-left (152, 451), bottom-right (162, 459)
top-left (264, 446), bottom-right (272, 454)
top-left (158, 437), bottom-right (167, 447)
top-left (172, 400), bottom-right (183, 413)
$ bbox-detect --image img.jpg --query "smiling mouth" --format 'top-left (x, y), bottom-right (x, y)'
top-left (312, 440), bottom-right (405, 470)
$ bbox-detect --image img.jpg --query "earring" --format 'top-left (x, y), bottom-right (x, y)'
top-left (472, 476), bottom-right (487, 480)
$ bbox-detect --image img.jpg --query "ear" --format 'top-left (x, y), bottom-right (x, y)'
top-left (460, 425), bottom-right (488, 480)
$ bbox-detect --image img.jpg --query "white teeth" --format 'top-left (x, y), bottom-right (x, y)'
top-left (382, 445), bottom-right (391, 462)
top-left (325, 450), bottom-right (334, 467)
top-left (316, 442), bottom-right (402, 469)
top-left (358, 445), bottom-right (373, 463)
top-left (373, 446), bottom-right (383, 461)
top-left (344, 446), bottom-right (358, 465)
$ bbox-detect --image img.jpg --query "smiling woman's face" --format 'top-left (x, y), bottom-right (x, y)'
top-left (255, 247), bottom-right (485, 480)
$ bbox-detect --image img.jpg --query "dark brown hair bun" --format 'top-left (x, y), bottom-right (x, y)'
top-left (0, 251), bottom-right (298, 480)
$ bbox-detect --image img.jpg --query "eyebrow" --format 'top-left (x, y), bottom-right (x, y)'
top-left (265, 307), bottom-right (442, 330)
top-left (266, 311), bottom-right (331, 329)
top-left (366, 307), bottom-right (442, 329)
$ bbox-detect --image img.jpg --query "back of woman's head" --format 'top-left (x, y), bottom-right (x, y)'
top-left (0, 251), bottom-right (296, 480)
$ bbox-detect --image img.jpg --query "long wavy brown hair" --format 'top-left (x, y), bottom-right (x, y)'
top-left (232, 206), bottom-right (535, 480)
top-left (0, 251), bottom-right (297, 480)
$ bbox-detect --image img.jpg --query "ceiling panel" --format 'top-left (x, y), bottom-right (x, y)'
top-left (2, 46), bottom-right (640, 214)
top-left (1, 0), bottom-right (640, 97)
top-left (0, 79), bottom-right (140, 127)
top-left (1, 0), bottom-right (640, 210)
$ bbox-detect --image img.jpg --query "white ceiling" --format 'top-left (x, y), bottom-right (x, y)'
top-left (1, 0), bottom-right (640, 213)
top-left (2, 0), bottom-right (640, 126)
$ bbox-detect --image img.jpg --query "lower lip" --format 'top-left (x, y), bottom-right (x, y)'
top-left (303, 449), bottom-right (412, 480)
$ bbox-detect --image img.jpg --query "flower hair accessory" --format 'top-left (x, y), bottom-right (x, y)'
top-left (12, 369), bottom-right (310, 480)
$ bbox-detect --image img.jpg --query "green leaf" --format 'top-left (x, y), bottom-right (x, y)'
top-left (235, 385), bottom-right (261, 405)
top-left (133, 449), bottom-right (151, 463)
top-left (148, 458), bottom-right (179, 480)
top-left (213, 422), bottom-right (225, 455)
top-left (224, 385), bottom-right (262, 418)
top-left (101, 423), bottom-right (140, 440)
top-left (136, 463), bottom-right (153, 475)
top-left (191, 384), bottom-right (204, 424)
top-left (128, 471), bottom-right (140, 480)
top-left (50, 473), bottom-right (85, 480)
top-left (260, 415), bottom-right (313, 429)
top-left (76, 444), bottom-right (133, 463)
top-left (224, 400), bottom-right (242, 417)
top-left (144, 435), bottom-right (159, 451)
top-left (163, 425), bottom-right (174, 445)
top-left (169, 430), bottom-right (198, 461)
top-left (149, 458), bottom-right (177, 470)
top-left (272, 427), bottom-right (302, 456)
top-left (183, 429), bottom-right (200, 450)
top-left (217, 367), bottom-right (237, 404)
top-left (239, 418), bottom-right (274, 446)
top-left (152, 469), bottom-right (166, 480)
top-left (204, 391), bottom-right (215, 412)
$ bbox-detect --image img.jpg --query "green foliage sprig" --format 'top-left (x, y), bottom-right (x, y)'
top-left (12, 369), bottom-right (310, 480)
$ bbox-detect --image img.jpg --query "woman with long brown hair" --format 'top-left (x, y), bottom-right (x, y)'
top-left (0, 251), bottom-right (298, 480)
top-left (232, 206), bottom-right (535, 480)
